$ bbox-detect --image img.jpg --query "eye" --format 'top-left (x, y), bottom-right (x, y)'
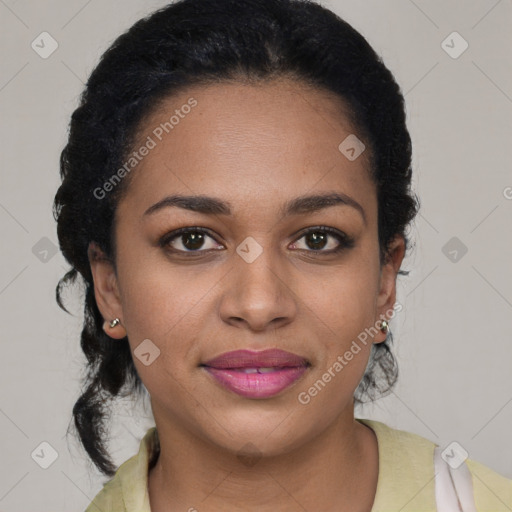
top-left (290, 226), bottom-right (355, 254)
top-left (159, 225), bottom-right (355, 256)
top-left (159, 227), bottom-right (223, 253)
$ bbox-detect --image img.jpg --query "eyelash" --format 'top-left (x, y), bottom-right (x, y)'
top-left (158, 226), bottom-right (355, 256)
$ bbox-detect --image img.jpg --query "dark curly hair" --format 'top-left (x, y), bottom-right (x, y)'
top-left (54, 0), bottom-right (419, 477)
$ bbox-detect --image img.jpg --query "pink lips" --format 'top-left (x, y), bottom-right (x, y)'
top-left (202, 349), bottom-right (309, 399)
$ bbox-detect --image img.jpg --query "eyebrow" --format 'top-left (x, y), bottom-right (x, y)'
top-left (143, 192), bottom-right (366, 224)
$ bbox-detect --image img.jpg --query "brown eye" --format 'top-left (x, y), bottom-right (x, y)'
top-left (159, 228), bottom-right (223, 253)
top-left (159, 226), bottom-right (354, 257)
top-left (291, 227), bottom-right (355, 254)
top-left (180, 231), bottom-right (206, 250)
top-left (304, 231), bottom-right (329, 250)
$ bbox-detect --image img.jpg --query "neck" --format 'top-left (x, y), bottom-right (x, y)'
top-left (148, 406), bottom-right (379, 512)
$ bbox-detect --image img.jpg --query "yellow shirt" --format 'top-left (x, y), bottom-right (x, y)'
top-left (86, 418), bottom-right (512, 511)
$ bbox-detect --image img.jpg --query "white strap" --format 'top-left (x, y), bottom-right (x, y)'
top-left (434, 446), bottom-right (477, 512)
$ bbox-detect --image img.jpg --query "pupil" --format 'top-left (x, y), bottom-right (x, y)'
top-left (183, 232), bottom-right (204, 250)
top-left (307, 232), bottom-right (326, 250)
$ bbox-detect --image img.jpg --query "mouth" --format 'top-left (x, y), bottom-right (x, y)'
top-left (200, 349), bottom-right (310, 399)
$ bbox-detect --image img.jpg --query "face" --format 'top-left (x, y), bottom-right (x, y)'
top-left (89, 78), bottom-right (404, 456)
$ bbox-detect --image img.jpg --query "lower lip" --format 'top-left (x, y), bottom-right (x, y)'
top-left (203, 366), bottom-right (308, 399)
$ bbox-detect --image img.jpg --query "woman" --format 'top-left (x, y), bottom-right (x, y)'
top-left (53, 0), bottom-right (511, 510)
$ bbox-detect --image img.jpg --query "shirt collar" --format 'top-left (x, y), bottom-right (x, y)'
top-left (119, 426), bottom-right (159, 512)
top-left (116, 419), bottom-right (435, 512)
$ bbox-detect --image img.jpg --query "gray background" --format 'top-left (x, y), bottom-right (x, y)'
top-left (0, 0), bottom-right (511, 510)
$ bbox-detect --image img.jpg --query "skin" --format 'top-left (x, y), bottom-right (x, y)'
top-left (89, 78), bottom-right (405, 512)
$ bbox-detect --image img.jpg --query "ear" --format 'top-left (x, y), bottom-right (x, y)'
top-left (88, 241), bottom-right (127, 339)
top-left (374, 235), bottom-right (406, 343)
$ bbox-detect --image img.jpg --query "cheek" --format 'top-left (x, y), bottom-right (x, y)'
top-left (297, 276), bottom-right (380, 410)
top-left (117, 244), bottom-right (204, 330)
top-left (300, 259), bottom-right (381, 341)
top-left (116, 253), bottom-right (222, 373)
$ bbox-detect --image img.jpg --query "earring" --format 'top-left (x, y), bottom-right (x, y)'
top-left (109, 318), bottom-right (121, 328)
top-left (103, 317), bottom-right (126, 339)
top-left (379, 319), bottom-right (389, 334)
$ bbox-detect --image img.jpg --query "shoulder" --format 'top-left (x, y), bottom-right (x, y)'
top-left (358, 417), bottom-right (435, 450)
top-left (85, 427), bottom-right (157, 512)
top-left (357, 418), bottom-right (512, 512)
top-left (357, 418), bottom-right (438, 510)
top-left (466, 457), bottom-right (512, 511)
top-left (85, 474), bottom-right (123, 512)
top-left (358, 417), bottom-right (437, 470)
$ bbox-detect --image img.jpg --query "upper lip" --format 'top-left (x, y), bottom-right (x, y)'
top-left (202, 349), bottom-right (309, 369)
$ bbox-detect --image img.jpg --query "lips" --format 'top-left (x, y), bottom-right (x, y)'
top-left (201, 349), bottom-right (310, 399)
top-left (203, 349), bottom-right (309, 369)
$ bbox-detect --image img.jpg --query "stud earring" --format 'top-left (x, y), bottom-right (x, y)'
top-left (109, 318), bottom-right (121, 328)
top-left (379, 319), bottom-right (389, 334)
top-left (103, 317), bottom-right (126, 339)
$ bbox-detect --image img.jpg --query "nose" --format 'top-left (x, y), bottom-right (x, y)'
top-left (219, 244), bottom-right (298, 333)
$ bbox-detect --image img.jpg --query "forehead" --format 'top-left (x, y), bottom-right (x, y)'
top-left (117, 79), bottom-right (376, 220)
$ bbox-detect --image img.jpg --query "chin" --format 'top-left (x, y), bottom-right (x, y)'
top-left (198, 405), bottom-right (316, 458)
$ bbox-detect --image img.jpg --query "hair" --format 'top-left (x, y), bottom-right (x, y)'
top-left (54, 0), bottom-right (419, 477)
